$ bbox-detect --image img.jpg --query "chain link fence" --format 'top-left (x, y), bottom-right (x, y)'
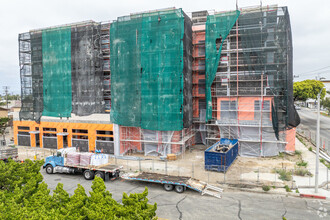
top-left (15, 143), bottom-right (330, 189)
top-left (16, 146), bottom-right (56, 161)
top-left (108, 156), bottom-right (299, 187)
top-left (110, 156), bottom-right (330, 189)
top-left (296, 125), bottom-right (330, 154)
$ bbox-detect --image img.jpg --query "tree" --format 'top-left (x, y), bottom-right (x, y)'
top-left (0, 94), bottom-right (20, 101)
top-left (0, 117), bottom-right (10, 143)
top-left (7, 94), bottom-right (20, 101)
top-left (321, 97), bottom-right (330, 115)
top-left (293, 80), bottom-right (326, 101)
top-left (0, 159), bottom-right (158, 219)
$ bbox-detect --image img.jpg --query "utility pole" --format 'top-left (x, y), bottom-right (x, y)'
top-left (315, 84), bottom-right (325, 193)
top-left (315, 91), bottom-right (321, 193)
top-left (2, 86), bottom-right (9, 110)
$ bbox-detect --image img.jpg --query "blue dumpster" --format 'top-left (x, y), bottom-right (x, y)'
top-left (205, 138), bottom-right (238, 172)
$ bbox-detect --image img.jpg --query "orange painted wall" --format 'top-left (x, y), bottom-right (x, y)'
top-left (193, 84), bottom-right (206, 98)
top-left (192, 46), bottom-right (205, 58)
top-left (192, 30), bottom-right (205, 44)
top-left (217, 97), bottom-right (273, 121)
top-left (118, 126), bottom-right (189, 155)
top-left (171, 131), bottom-right (182, 154)
top-left (192, 74), bottom-right (205, 84)
top-left (14, 120), bottom-right (113, 151)
top-left (119, 126), bottom-right (142, 154)
top-left (285, 128), bottom-right (296, 152)
top-left (193, 98), bottom-right (199, 118)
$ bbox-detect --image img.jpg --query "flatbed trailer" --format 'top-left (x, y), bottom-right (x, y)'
top-left (0, 147), bottom-right (18, 161)
top-left (121, 172), bottom-right (223, 198)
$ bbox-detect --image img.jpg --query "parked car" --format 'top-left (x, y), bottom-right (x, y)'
top-left (295, 105), bottom-right (301, 110)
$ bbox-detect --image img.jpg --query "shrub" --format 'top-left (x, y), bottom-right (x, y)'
top-left (296, 160), bottom-right (308, 167)
top-left (284, 185), bottom-right (292, 192)
top-left (275, 169), bottom-right (292, 181)
top-left (308, 147), bottom-right (313, 151)
top-left (0, 160), bottom-right (158, 219)
top-left (262, 185), bottom-right (270, 192)
top-left (272, 185), bottom-right (276, 189)
top-left (295, 189), bottom-right (299, 193)
top-left (320, 158), bottom-right (325, 163)
top-left (294, 168), bottom-right (312, 177)
top-left (294, 150), bottom-right (302, 156)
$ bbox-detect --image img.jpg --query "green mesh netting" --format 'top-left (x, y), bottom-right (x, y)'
top-left (42, 27), bottom-right (72, 117)
top-left (110, 16), bottom-right (142, 128)
top-left (110, 9), bottom-right (186, 131)
top-left (205, 10), bottom-right (240, 122)
top-left (140, 10), bottom-right (184, 130)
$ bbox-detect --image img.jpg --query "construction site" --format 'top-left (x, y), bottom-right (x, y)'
top-left (15, 5), bottom-right (299, 159)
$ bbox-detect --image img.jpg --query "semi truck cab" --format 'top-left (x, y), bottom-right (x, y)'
top-left (43, 149), bottom-right (68, 174)
top-left (44, 154), bottom-right (64, 167)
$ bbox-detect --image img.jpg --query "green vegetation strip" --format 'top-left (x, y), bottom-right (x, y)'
top-left (0, 159), bottom-right (157, 219)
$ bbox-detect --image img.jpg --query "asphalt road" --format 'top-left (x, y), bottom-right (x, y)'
top-left (298, 108), bottom-right (330, 139)
top-left (42, 169), bottom-right (330, 220)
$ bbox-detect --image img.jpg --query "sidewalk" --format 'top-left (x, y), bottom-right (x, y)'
top-left (298, 188), bottom-right (330, 200)
top-left (294, 136), bottom-right (330, 199)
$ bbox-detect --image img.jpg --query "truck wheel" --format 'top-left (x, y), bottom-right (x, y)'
top-left (95, 171), bottom-right (105, 180)
top-left (174, 185), bottom-right (184, 193)
top-left (164, 184), bottom-right (174, 191)
top-left (46, 165), bottom-right (53, 174)
top-left (114, 171), bottom-right (120, 178)
top-left (83, 170), bottom-right (94, 180)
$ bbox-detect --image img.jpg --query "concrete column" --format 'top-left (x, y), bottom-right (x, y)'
top-left (113, 124), bottom-right (120, 156)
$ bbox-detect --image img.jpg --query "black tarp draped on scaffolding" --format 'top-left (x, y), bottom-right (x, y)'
top-left (71, 23), bottom-right (104, 116)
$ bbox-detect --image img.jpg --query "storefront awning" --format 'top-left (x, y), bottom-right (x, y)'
top-left (57, 132), bottom-right (69, 136)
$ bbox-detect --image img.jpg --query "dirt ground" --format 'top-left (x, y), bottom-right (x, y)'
top-left (5, 125), bottom-right (303, 187)
top-left (111, 143), bottom-right (302, 187)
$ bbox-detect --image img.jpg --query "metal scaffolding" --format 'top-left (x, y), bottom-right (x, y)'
top-left (119, 126), bottom-right (195, 157)
top-left (192, 5), bottom-right (299, 157)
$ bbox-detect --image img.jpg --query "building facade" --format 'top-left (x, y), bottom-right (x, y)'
top-left (191, 6), bottom-right (299, 157)
top-left (15, 5), bottom-right (298, 157)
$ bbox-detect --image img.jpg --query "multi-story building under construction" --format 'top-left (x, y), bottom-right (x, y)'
top-left (191, 5), bottom-right (300, 157)
top-left (14, 5), bottom-right (299, 157)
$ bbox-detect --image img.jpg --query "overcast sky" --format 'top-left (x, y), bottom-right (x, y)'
top-left (0, 0), bottom-right (329, 94)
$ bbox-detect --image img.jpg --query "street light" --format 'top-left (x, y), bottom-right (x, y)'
top-left (315, 87), bottom-right (325, 193)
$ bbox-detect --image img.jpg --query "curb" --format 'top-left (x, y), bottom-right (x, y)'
top-left (300, 193), bottom-right (326, 200)
top-left (226, 186), bottom-right (300, 197)
top-left (229, 186), bottom-right (330, 200)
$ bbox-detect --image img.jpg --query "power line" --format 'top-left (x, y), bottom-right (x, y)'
top-left (297, 70), bottom-right (330, 77)
top-left (297, 65), bottom-right (330, 76)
